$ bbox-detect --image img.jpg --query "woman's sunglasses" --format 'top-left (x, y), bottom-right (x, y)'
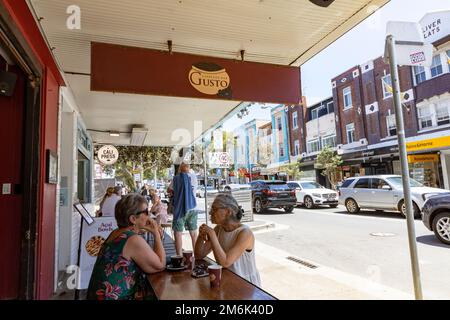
top-left (135, 208), bottom-right (149, 216)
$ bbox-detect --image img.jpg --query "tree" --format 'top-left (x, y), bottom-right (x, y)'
top-left (280, 162), bottom-right (303, 180)
top-left (99, 146), bottom-right (172, 190)
top-left (315, 146), bottom-right (343, 189)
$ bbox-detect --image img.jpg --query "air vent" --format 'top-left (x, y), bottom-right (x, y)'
top-left (286, 256), bottom-right (318, 269)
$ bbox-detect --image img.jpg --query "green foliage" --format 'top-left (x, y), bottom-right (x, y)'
top-left (99, 146), bottom-right (172, 190)
top-left (280, 162), bottom-right (303, 180)
top-left (315, 146), bottom-right (343, 188)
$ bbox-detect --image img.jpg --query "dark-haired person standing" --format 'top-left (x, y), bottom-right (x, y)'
top-left (194, 194), bottom-right (261, 286)
top-left (87, 194), bottom-right (166, 300)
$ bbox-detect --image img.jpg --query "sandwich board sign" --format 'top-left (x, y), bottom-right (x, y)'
top-left (384, 21), bottom-right (433, 67)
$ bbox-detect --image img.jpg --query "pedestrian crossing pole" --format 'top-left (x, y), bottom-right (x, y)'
top-left (386, 34), bottom-right (423, 300)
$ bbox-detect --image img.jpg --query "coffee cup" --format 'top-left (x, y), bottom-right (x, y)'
top-left (208, 264), bottom-right (222, 288)
top-left (183, 250), bottom-right (193, 270)
top-left (170, 255), bottom-right (183, 268)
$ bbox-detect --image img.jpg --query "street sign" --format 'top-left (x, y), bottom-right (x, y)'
top-left (384, 21), bottom-right (433, 67)
top-left (97, 145), bottom-right (119, 165)
top-left (134, 173), bottom-right (141, 182)
top-left (208, 152), bottom-right (230, 169)
top-left (420, 10), bottom-right (450, 45)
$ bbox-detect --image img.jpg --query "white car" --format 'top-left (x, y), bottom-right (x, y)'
top-left (287, 181), bottom-right (339, 209)
top-left (338, 175), bottom-right (450, 218)
top-left (223, 183), bottom-right (251, 191)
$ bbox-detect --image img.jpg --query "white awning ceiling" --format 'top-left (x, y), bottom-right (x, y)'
top-left (28, 0), bottom-right (389, 146)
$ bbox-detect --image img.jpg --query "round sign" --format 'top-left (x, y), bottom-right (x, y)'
top-left (97, 145), bottom-right (119, 165)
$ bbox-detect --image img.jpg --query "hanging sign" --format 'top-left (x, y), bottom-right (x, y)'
top-left (97, 145), bottom-right (119, 165)
top-left (91, 42), bottom-right (301, 104)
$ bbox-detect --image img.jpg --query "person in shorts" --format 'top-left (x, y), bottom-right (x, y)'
top-left (170, 163), bottom-right (199, 255)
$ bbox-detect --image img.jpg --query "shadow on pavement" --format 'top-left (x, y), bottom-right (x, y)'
top-left (255, 208), bottom-right (294, 215)
top-left (331, 209), bottom-right (414, 220)
top-left (416, 235), bottom-right (450, 249)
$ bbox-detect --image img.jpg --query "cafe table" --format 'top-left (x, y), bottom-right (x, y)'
top-left (147, 259), bottom-right (276, 300)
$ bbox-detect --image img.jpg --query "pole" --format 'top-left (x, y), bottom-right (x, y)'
top-left (386, 35), bottom-right (423, 300)
top-left (203, 139), bottom-right (209, 225)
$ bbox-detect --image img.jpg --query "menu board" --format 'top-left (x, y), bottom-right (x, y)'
top-left (77, 217), bottom-right (117, 289)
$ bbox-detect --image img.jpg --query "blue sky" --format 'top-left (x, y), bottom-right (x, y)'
top-left (223, 0), bottom-right (449, 132)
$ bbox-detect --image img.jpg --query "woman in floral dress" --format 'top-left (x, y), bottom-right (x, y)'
top-left (87, 194), bottom-right (166, 300)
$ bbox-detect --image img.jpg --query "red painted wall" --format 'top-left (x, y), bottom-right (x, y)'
top-left (0, 61), bottom-right (26, 299)
top-left (36, 69), bottom-right (59, 299)
top-left (3, 0), bottom-right (64, 299)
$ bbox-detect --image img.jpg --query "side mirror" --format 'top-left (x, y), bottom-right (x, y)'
top-left (382, 185), bottom-right (391, 190)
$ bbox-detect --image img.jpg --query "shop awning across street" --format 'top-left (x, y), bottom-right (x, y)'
top-left (29, 0), bottom-right (390, 147)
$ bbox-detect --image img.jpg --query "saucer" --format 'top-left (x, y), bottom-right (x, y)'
top-left (166, 264), bottom-right (187, 271)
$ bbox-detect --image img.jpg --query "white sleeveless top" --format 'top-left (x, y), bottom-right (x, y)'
top-left (216, 224), bottom-right (261, 287)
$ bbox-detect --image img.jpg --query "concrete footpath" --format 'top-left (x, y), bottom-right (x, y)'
top-left (182, 218), bottom-right (413, 300)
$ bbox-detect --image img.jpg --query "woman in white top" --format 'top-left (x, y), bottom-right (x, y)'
top-left (100, 186), bottom-right (122, 217)
top-left (194, 193), bottom-right (261, 286)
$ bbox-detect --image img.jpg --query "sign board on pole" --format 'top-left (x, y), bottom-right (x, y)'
top-left (97, 145), bottom-right (119, 165)
top-left (384, 21), bottom-right (434, 67)
top-left (420, 10), bottom-right (450, 45)
top-left (77, 217), bottom-right (117, 289)
top-left (213, 129), bottom-right (223, 151)
top-left (134, 173), bottom-right (141, 182)
top-left (208, 152), bottom-right (230, 169)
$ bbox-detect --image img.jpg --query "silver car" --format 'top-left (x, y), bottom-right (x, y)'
top-left (338, 175), bottom-right (450, 218)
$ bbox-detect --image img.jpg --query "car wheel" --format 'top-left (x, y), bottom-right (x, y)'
top-left (432, 212), bottom-right (450, 245)
top-left (329, 204), bottom-right (338, 208)
top-left (345, 198), bottom-right (360, 213)
top-left (253, 198), bottom-right (263, 214)
top-left (399, 201), bottom-right (421, 219)
top-left (284, 206), bottom-right (294, 213)
top-left (304, 196), bottom-right (315, 209)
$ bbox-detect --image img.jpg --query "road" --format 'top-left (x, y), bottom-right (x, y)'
top-left (251, 204), bottom-right (450, 299)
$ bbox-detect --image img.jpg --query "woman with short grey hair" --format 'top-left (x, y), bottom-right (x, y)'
top-left (87, 194), bottom-right (166, 300)
top-left (194, 193), bottom-right (261, 286)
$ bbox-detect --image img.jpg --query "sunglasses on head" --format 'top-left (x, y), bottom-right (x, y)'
top-left (134, 208), bottom-right (149, 216)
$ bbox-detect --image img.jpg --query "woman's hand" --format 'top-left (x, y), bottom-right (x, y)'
top-left (140, 218), bottom-right (160, 236)
top-left (199, 224), bottom-right (215, 241)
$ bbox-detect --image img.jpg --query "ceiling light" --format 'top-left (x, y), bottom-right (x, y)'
top-left (130, 127), bottom-right (149, 146)
top-left (109, 131), bottom-right (120, 137)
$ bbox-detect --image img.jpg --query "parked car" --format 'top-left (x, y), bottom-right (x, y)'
top-left (287, 181), bottom-right (338, 209)
top-left (250, 180), bottom-right (297, 214)
top-left (223, 183), bottom-right (251, 191)
top-left (422, 193), bottom-right (450, 245)
top-left (338, 175), bottom-right (450, 218)
top-left (196, 186), bottom-right (218, 198)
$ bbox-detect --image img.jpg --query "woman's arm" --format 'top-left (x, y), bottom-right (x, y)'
top-left (125, 234), bottom-right (166, 274)
top-left (208, 228), bottom-right (254, 268)
top-left (194, 231), bottom-right (212, 259)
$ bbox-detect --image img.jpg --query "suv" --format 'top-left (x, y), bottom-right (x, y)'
top-left (287, 180), bottom-right (338, 209)
top-left (250, 180), bottom-right (297, 213)
top-left (339, 175), bottom-right (450, 218)
top-left (422, 193), bottom-right (450, 245)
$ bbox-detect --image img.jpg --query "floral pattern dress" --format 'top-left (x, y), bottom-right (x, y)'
top-left (87, 229), bottom-right (155, 300)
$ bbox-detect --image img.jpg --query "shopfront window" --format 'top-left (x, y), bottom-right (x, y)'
top-left (407, 154), bottom-right (441, 188)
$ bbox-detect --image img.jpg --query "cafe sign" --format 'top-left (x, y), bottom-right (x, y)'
top-left (97, 145), bottom-right (119, 165)
top-left (188, 62), bottom-right (232, 98)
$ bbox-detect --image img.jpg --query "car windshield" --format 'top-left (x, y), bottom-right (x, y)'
top-left (386, 176), bottom-right (423, 188)
top-left (300, 182), bottom-right (323, 189)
